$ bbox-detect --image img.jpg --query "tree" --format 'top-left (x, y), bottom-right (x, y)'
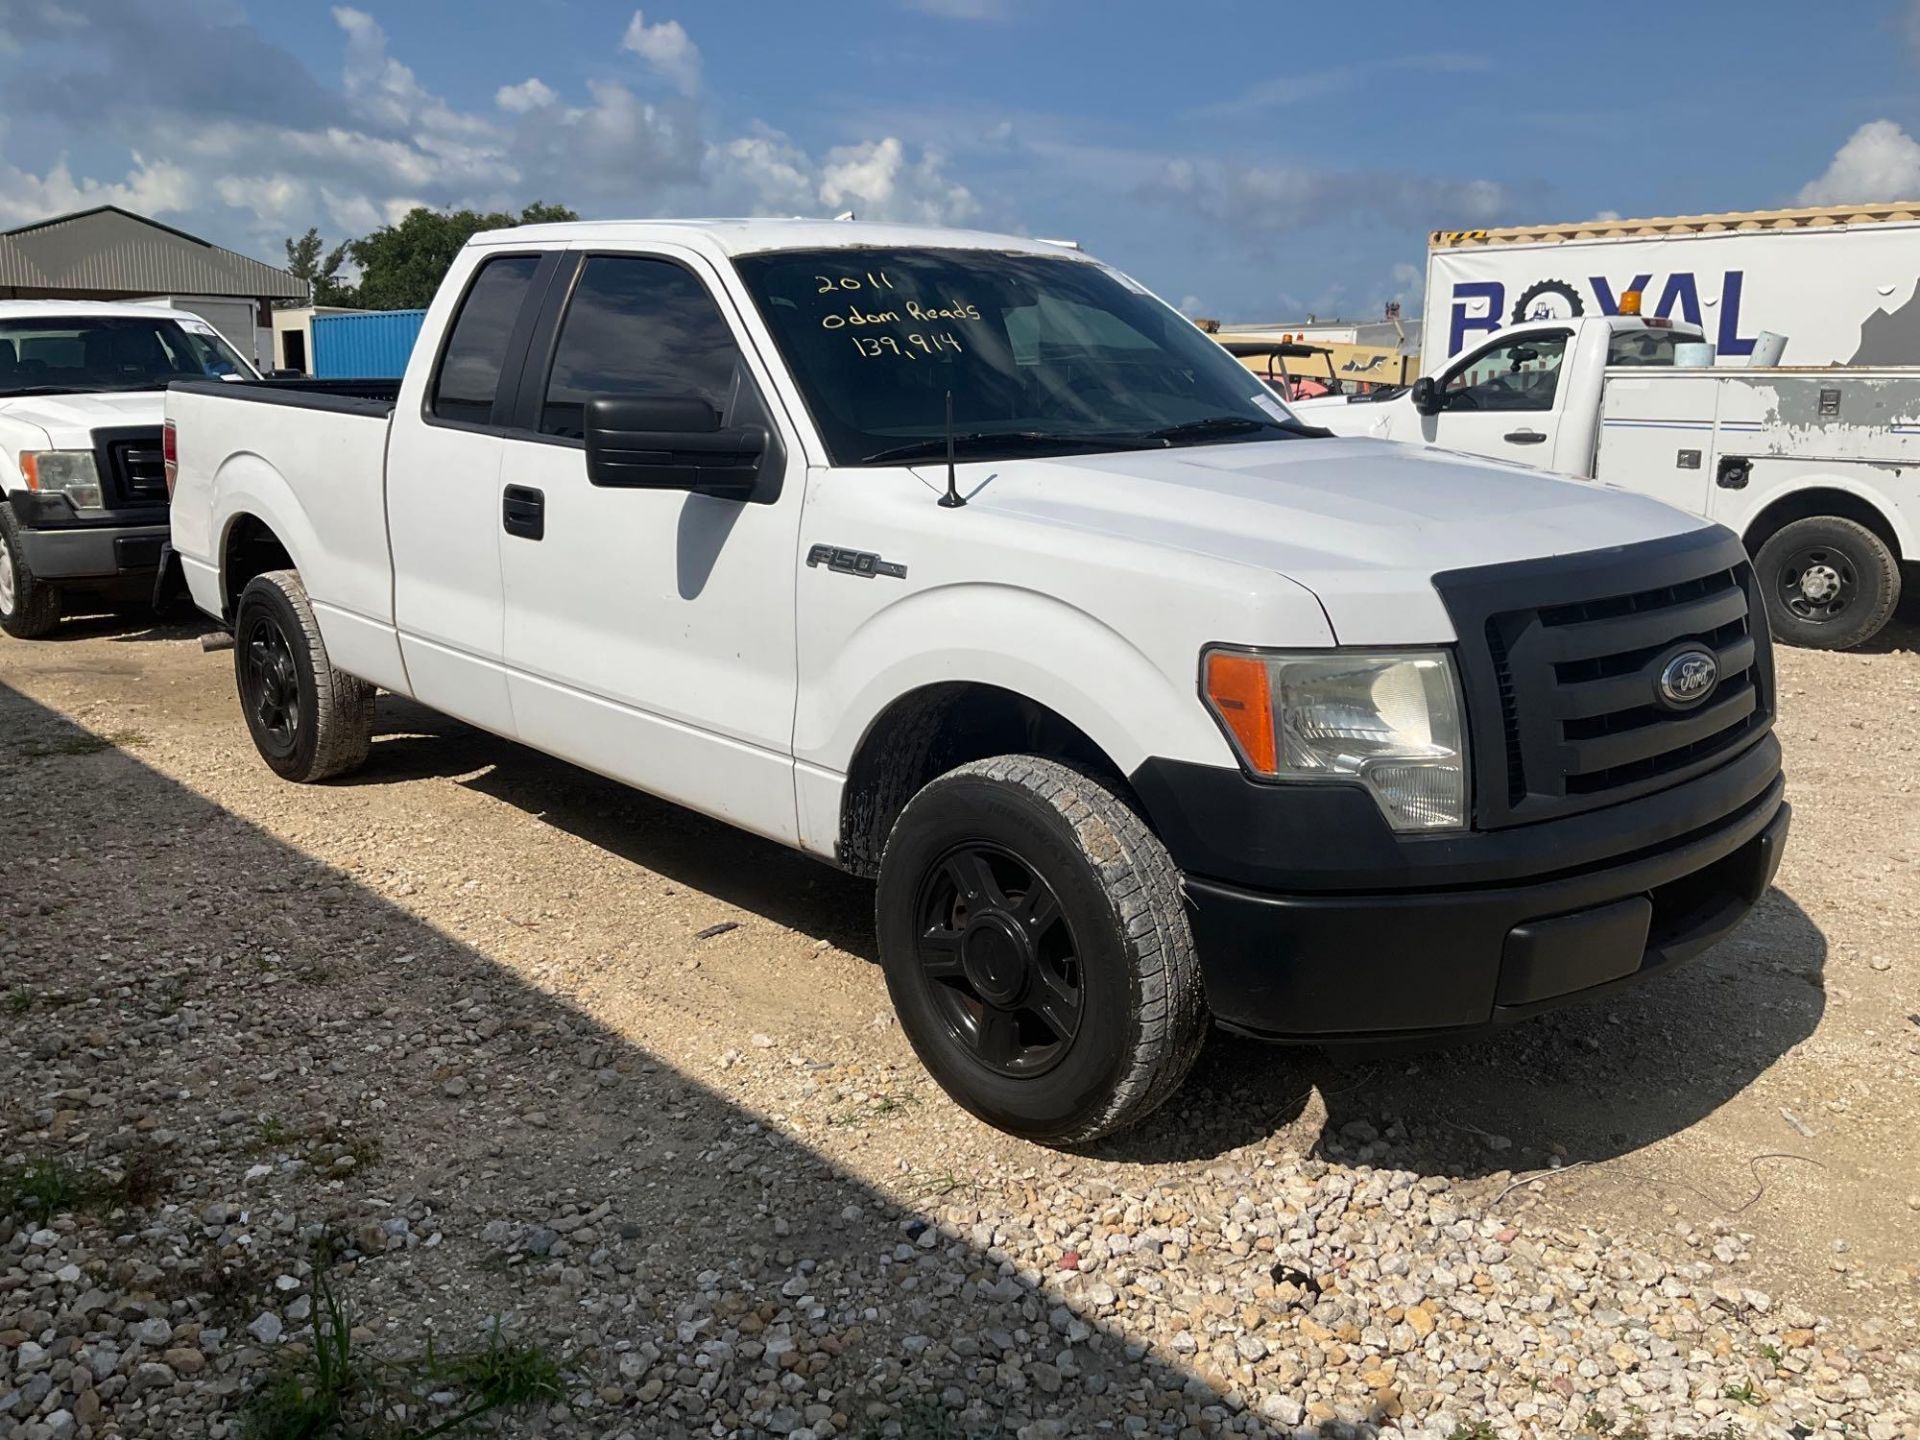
top-left (344, 201), bottom-right (579, 310)
top-left (283, 227), bottom-right (352, 307)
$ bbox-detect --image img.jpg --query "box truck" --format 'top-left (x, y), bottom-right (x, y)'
top-left (1424, 202), bottom-right (1920, 372)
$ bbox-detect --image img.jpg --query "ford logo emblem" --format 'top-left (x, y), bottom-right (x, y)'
top-left (1658, 649), bottom-right (1718, 709)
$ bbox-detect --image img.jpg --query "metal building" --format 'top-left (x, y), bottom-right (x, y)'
top-left (0, 205), bottom-right (305, 364)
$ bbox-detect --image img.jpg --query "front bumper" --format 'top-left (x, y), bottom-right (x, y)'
top-left (1133, 740), bottom-right (1788, 1039)
top-left (7, 490), bottom-right (168, 580)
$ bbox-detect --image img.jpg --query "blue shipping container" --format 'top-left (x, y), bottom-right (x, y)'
top-left (310, 309), bottom-right (426, 379)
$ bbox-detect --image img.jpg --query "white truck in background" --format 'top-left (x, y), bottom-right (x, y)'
top-left (167, 219), bottom-right (1789, 1145)
top-left (1423, 203), bottom-right (1920, 374)
top-left (1300, 311), bottom-right (1919, 650)
top-left (0, 300), bottom-right (255, 637)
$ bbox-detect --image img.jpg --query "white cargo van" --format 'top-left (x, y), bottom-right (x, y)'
top-left (166, 220), bottom-right (1789, 1143)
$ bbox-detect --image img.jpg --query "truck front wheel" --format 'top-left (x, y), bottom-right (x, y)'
top-left (1754, 515), bottom-right (1900, 650)
top-left (233, 570), bottom-right (374, 782)
top-left (0, 507), bottom-right (62, 639)
top-left (876, 756), bottom-right (1208, 1146)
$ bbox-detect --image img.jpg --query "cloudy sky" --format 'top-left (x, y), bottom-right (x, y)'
top-left (3, 0), bottom-right (1919, 321)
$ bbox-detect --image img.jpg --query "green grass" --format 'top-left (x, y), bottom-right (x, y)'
top-left (1722, 1379), bottom-right (1764, 1404)
top-left (6, 988), bottom-right (31, 1015)
top-left (0, 1152), bottom-right (168, 1223)
top-left (1447, 1424), bottom-right (1498, 1440)
top-left (242, 1244), bottom-right (565, 1440)
top-left (1758, 1341), bottom-right (1781, 1363)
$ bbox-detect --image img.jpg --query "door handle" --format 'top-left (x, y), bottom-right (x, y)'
top-left (1503, 428), bottom-right (1548, 444)
top-left (502, 485), bottom-right (545, 541)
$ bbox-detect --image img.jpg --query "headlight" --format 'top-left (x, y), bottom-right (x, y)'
top-left (20, 450), bottom-right (103, 509)
top-left (1203, 648), bottom-right (1469, 831)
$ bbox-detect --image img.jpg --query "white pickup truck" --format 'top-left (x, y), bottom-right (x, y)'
top-left (0, 300), bottom-right (255, 637)
top-left (1297, 313), bottom-right (1918, 650)
top-left (167, 220), bottom-right (1789, 1143)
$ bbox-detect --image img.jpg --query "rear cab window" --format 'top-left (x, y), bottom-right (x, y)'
top-left (430, 255), bottom-right (543, 425)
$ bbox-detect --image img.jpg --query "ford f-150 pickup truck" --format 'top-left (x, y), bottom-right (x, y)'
top-left (167, 220), bottom-right (1790, 1144)
top-left (0, 300), bottom-right (256, 637)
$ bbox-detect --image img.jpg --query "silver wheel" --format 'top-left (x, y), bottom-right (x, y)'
top-left (0, 534), bottom-right (15, 615)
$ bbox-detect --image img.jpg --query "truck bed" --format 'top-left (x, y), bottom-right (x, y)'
top-left (168, 376), bottom-right (401, 417)
top-left (166, 377), bottom-right (400, 687)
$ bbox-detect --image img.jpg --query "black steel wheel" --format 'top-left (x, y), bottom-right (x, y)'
top-left (232, 569), bottom-right (375, 782)
top-left (877, 756), bottom-right (1208, 1146)
top-left (1755, 515), bottom-right (1899, 651)
top-left (240, 607), bottom-right (301, 759)
top-left (913, 842), bottom-right (1083, 1078)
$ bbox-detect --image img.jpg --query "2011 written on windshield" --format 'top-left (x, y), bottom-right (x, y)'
top-left (813, 269), bottom-right (980, 361)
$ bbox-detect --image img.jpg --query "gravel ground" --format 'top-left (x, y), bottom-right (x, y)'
top-left (0, 610), bottom-right (1916, 1440)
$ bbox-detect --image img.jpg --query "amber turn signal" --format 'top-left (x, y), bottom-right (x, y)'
top-left (1202, 650), bottom-right (1278, 774)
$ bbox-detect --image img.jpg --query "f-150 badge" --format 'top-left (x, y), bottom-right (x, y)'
top-left (806, 544), bottom-right (907, 580)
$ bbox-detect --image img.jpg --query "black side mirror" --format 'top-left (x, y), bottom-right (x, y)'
top-left (585, 395), bottom-right (769, 501)
top-left (1410, 376), bottom-right (1443, 415)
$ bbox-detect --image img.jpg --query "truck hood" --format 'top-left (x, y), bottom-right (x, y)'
top-left (0, 390), bottom-right (165, 450)
top-left (933, 436), bottom-right (1711, 644)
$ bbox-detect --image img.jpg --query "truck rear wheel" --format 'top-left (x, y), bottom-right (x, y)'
top-left (875, 756), bottom-right (1208, 1146)
top-left (0, 507), bottom-right (62, 639)
top-left (1754, 515), bottom-right (1900, 650)
top-left (233, 570), bottom-right (374, 782)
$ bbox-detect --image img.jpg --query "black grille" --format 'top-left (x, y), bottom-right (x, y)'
top-left (1436, 530), bottom-right (1774, 829)
top-left (93, 425), bottom-right (167, 509)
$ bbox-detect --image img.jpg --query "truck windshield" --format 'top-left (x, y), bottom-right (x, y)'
top-left (733, 247), bottom-right (1306, 465)
top-left (0, 315), bottom-right (255, 397)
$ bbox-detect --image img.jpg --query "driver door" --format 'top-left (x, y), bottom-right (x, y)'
top-left (1423, 329), bottom-right (1571, 466)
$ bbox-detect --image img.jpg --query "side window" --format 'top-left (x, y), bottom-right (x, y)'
top-left (1441, 332), bottom-right (1569, 412)
top-left (430, 254), bottom-right (542, 425)
top-left (540, 256), bottom-right (743, 438)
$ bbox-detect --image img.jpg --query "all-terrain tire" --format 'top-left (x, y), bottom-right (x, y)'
top-left (0, 505), bottom-right (62, 639)
top-left (1754, 515), bottom-right (1900, 651)
top-left (233, 569), bottom-right (374, 782)
top-left (876, 756), bottom-right (1208, 1146)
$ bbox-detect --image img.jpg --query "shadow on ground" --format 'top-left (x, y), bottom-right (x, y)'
top-left (0, 678), bottom-right (1269, 1436)
top-left (350, 694), bottom-right (1824, 1185)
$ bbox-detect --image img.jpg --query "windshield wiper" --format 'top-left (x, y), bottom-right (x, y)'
top-left (858, 431), bottom-right (1160, 465)
top-left (1139, 414), bottom-right (1328, 442)
top-left (0, 385), bottom-right (99, 398)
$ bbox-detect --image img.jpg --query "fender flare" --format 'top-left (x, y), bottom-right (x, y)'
top-left (210, 450), bottom-right (321, 600)
top-left (800, 581), bottom-right (1238, 780)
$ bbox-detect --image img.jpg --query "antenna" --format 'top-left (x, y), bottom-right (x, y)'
top-left (937, 389), bottom-right (965, 509)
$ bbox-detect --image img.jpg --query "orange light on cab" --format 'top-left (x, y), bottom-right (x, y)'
top-left (1203, 651), bottom-right (1278, 774)
top-left (1618, 289), bottom-right (1642, 316)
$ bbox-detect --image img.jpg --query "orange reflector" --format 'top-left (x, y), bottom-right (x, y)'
top-left (1203, 651), bottom-right (1278, 774)
top-left (18, 453), bottom-right (40, 490)
top-left (1618, 289), bottom-right (1642, 316)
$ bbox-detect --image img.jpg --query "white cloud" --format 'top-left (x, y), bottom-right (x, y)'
top-left (621, 10), bottom-right (701, 96)
top-left (1389, 261), bottom-right (1423, 296)
top-left (0, 151), bottom-right (191, 227)
top-left (495, 78), bottom-right (556, 115)
top-left (817, 137), bottom-right (978, 225)
top-left (0, 5), bottom-right (987, 252)
top-left (1798, 119), bottom-right (1920, 205)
